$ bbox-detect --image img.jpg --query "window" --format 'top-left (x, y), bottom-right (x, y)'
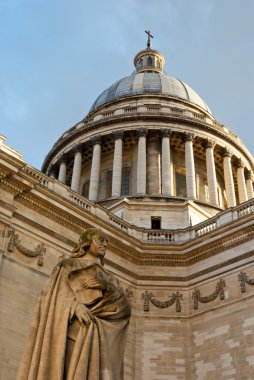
top-left (151, 217), bottom-right (161, 229)
top-left (121, 168), bottom-right (130, 196)
top-left (82, 181), bottom-right (90, 198)
top-left (175, 171), bottom-right (187, 197)
top-left (106, 171), bottom-right (112, 198)
top-left (147, 56), bottom-right (153, 65)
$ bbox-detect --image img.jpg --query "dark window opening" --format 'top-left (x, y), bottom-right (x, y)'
top-left (82, 181), bottom-right (90, 198)
top-left (176, 172), bottom-right (187, 197)
top-left (147, 56), bottom-right (153, 65)
top-left (121, 169), bottom-right (130, 196)
top-left (151, 217), bottom-right (161, 229)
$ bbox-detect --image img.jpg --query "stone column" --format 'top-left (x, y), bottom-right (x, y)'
top-left (184, 133), bottom-right (196, 199)
top-left (136, 129), bottom-right (147, 194)
top-left (236, 160), bottom-right (248, 204)
top-left (223, 149), bottom-right (236, 207)
top-left (246, 170), bottom-right (254, 199)
top-left (205, 140), bottom-right (218, 206)
top-left (161, 129), bottom-right (173, 195)
top-left (112, 131), bottom-right (124, 197)
top-left (71, 146), bottom-right (82, 193)
top-left (58, 156), bottom-right (67, 184)
top-left (89, 136), bottom-right (102, 201)
top-left (147, 131), bottom-right (161, 195)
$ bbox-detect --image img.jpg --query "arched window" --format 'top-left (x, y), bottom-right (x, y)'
top-left (147, 56), bottom-right (153, 66)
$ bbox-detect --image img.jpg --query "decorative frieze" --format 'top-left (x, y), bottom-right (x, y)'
top-left (8, 229), bottom-right (46, 266)
top-left (238, 271), bottom-right (254, 293)
top-left (142, 290), bottom-right (183, 312)
top-left (192, 279), bottom-right (226, 309)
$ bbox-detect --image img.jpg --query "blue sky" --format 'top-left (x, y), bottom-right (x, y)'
top-left (0, 0), bottom-right (253, 169)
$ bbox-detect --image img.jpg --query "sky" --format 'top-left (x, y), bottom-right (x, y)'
top-left (0, 0), bottom-right (253, 170)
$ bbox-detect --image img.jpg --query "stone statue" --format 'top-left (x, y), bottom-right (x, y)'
top-left (17, 228), bottom-right (131, 380)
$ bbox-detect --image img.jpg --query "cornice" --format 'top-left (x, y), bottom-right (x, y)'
top-left (15, 192), bottom-right (88, 233)
top-left (13, 212), bottom-right (76, 248)
top-left (107, 224), bottom-right (254, 267)
top-left (0, 199), bottom-right (16, 213)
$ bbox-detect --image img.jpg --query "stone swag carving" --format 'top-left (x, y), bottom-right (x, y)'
top-left (192, 279), bottom-right (226, 310)
top-left (238, 271), bottom-right (254, 293)
top-left (8, 229), bottom-right (46, 266)
top-left (17, 228), bottom-right (131, 380)
top-left (142, 290), bottom-right (183, 312)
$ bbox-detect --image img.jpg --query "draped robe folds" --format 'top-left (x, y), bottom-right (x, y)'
top-left (17, 258), bottom-right (131, 380)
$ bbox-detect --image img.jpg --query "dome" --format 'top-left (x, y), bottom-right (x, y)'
top-left (90, 71), bottom-right (211, 114)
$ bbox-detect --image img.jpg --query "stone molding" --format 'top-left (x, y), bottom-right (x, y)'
top-left (13, 212), bottom-right (76, 247)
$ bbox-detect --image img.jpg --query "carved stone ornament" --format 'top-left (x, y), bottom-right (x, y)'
top-left (136, 128), bottom-right (148, 138)
top-left (8, 228), bottom-right (46, 266)
top-left (183, 132), bottom-right (195, 143)
top-left (160, 128), bottom-right (172, 138)
top-left (125, 287), bottom-right (134, 305)
top-left (112, 131), bottom-right (124, 141)
top-left (91, 135), bottom-right (102, 146)
top-left (142, 290), bottom-right (183, 312)
top-left (238, 271), bottom-right (254, 293)
top-left (192, 279), bottom-right (226, 309)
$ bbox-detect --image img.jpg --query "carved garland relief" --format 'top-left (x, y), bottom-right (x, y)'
top-left (7, 228), bottom-right (46, 266)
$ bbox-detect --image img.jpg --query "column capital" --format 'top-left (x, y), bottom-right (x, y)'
top-left (112, 131), bottom-right (124, 141)
top-left (91, 135), bottom-right (102, 146)
top-left (222, 147), bottom-right (232, 158)
top-left (204, 139), bottom-right (215, 149)
top-left (183, 132), bottom-right (195, 142)
top-left (73, 144), bottom-right (82, 154)
top-left (160, 129), bottom-right (172, 138)
top-left (58, 153), bottom-right (67, 164)
top-left (137, 128), bottom-right (148, 138)
top-left (236, 158), bottom-right (245, 169)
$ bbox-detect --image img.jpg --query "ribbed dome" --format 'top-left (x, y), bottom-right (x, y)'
top-left (90, 71), bottom-right (211, 114)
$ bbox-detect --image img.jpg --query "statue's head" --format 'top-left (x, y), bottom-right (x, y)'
top-left (71, 228), bottom-right (108, 262)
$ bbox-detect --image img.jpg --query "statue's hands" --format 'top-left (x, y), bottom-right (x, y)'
top-left (74, 303), bottom-right (95, 326)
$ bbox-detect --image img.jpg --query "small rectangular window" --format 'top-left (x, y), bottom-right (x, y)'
top-left (121, 168), bottom-right (130, 196)
top-left (151, 217), bottom-right (161, 229)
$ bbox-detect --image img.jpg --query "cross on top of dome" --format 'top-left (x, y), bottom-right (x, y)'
top-left (134, 32), bottom-right (165, 73)
top-left (145, 30), bottom-right (153, 48)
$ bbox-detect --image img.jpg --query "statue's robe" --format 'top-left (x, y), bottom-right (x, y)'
top-left (17, 258), bottom-right (131, 380)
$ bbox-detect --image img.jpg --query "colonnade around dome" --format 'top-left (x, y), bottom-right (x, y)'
top-left (44, 123), bottom-right (254, 228)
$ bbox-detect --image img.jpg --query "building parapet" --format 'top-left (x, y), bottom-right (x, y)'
top-left (17, 163), bottom-right (254, 244)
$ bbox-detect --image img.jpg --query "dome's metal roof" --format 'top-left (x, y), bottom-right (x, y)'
top-left (90, 71), bottom-right (211, 114)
